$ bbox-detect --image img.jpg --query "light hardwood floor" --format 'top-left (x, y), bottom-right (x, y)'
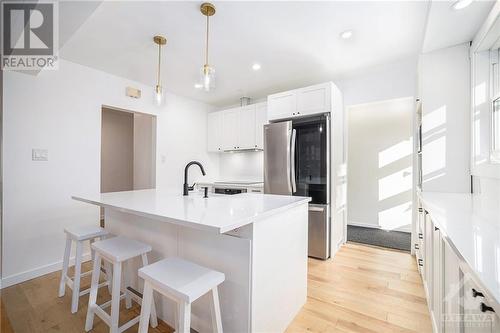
top-left (1, 242), bottom-right (431, 333)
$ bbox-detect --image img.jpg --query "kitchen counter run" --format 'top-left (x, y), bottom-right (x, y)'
top-left (73, 189), bottom-right (310, 234)
top-left (419, 191), bottom-right (500, 304)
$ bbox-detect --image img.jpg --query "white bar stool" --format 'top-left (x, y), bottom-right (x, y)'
top-left (58, 225), bottom-right (111, 313)
top-left (85, 236), bottom-right (158, 333)
top-left (138, 257), bottom-right (225, 333)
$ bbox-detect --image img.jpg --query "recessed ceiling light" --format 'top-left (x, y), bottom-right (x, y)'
top-left (194, 83), bottom-right (203, 89)
top-left (252, 63), bottom-right (261, 71)
top-left (452, 0), bottom-right (473, 10)
top-left (340, 30), bottom-right (353, 40)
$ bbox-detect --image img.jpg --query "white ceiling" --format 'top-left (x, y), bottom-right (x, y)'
top-left (422, 0), bottom-right (495, 53)
top-left (57, 1), bottom-right (494, 107)
top-left (59, 1), bottom-right (430, 106)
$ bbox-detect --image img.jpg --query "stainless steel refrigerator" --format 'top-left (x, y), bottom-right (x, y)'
top-left (264, 115), bottom-right (330, 259)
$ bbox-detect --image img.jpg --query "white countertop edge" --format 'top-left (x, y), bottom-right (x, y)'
top-left (418, 192), bottom-right (500, 309)
top-left (196, 181), bottom-right (264, 189)
top-left (72, 195), bottom-right (310, 234)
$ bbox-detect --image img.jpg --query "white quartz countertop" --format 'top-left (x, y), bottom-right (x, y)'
top-left (73, 189), bottom-right (310, 234)
top-left (419, 192), bottom-right (500, 304)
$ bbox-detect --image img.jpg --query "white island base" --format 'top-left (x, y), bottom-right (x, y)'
top-left (97, 195), bottom-right (308, 333)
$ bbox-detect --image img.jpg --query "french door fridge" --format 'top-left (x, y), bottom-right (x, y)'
top-left (264, 115), bottom-right (330, 259)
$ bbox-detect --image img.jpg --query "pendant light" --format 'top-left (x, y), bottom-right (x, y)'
top-left (153, 35), bottom-right (166, 105)
top-left (200, 3), bottom-right (216, 92)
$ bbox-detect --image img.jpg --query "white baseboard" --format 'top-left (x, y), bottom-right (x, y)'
top-left (347, 221), bottom-right (381, 229)
top-left (1, 252), bottom-right (92, 289)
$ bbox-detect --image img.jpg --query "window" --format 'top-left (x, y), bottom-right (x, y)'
top-left (493, 96), bottom-right (500, 163)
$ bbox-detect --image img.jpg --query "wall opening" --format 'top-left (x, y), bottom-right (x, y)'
top-left (100, 106), bottom-right (156, 219)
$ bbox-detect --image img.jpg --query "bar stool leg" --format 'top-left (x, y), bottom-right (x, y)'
top-left (138, 281), bottom-right (154, 333)
top-left (210, 287), bottom-right (223, 333)
top-left (178, 302), bottom-right (191, 333)
top-left (85, 253), bottom-right (102, 332)
top-left (124, 262), bottom-right (132, 309)
top-left (89, 238), bottom-right (95, 262)
top-left (174, 302), bottom-right (179, 333)
top-left (71, 240), bottom-right (83, 313)
top-left (58, 235), bottom-right (72, 297)
top-left (104, 261), bottom-right (113, 294)
top-left (141, 253), bottom-right (158, 328)
top-left (110, 261), bottom-right (122, 333)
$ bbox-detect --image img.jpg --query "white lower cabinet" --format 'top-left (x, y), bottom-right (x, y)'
top-left (418, 206), bottom-right (500, 333)
top-left (462, 279), bottom-right (497, 333)
top-left (443, 243), bottom-right (461, 333)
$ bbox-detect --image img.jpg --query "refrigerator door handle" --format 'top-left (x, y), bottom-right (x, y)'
top-left (290, 128), bottom-right (297, 193)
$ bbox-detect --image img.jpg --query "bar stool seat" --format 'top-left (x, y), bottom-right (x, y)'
top-left (65, 225), bottom-right (108, 241)
top-left (58, 225), bottom-right (111, 314)
top-left (92, 236), bottom-right (152, 263)
top-left (85, 236), bottom-right (158, 333)
top-left (138, 257), bottom-right (225, 333)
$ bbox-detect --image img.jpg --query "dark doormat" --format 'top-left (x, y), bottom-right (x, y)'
top-left (347, 225), bottom-right (411, 252)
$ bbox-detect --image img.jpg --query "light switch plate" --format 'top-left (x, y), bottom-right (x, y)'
top-left (32, 149), bottom-right (48, 161)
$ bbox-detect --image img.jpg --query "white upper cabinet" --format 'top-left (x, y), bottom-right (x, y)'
top-left (207, 103), bottom-right (267, 152)
top-left (239, 105), bottom-right (257, 149)
top-left (267, 90), bottom-right (297, 120)
top-left (297, 83), bottom-right (332, 115)
top-left (267, 82), bottom-right (334, 121)
top-left (207, 112), bottom-right (223, 152)
top-left (222, 108), bottom-right (240, 151)
top-left (255, 103), bottom-right (267, 149)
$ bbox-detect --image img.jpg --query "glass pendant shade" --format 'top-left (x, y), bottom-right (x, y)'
top-left (154, 84), bottom-right (163, 106)
top-left (201, 64), bottom-right (215, 92)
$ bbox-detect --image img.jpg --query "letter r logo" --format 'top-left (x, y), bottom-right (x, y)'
top-left (2, 2), bottom-right (54, 56)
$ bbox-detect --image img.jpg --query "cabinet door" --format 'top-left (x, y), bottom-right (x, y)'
top-left (255, 103), bottom-right (267, 150)
top-left (207, 112), bottom-right (223, 152)
top-left (239, 105), bottom-right (256, 149)
top-left (443, 242), bottom-right (461, 333)
top-left (222, 108), bottom-right (240, 151)
top-left (425, 212), bottom-right (434, 304)
top-left (267, 90), bottom-right (296, 121)
top-left (296, 82), bottom-right (332, 116)
top-left (418, 208), bottom-right (425, 277)
top-left (463, 280), bottom-right (495, 333)
top-left (433, 224), bottom-right (443, 332)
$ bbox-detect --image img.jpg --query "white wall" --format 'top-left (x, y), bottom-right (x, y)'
top-left (419, 43), bottom-right (471, 193)
top-left (347, 98), bottom-right (414, 232)
top-left (338, 57), bottom-right (418, 107)
top-left (218, 152), bottom-right (263, 182)
top-left (2, 59), bottom-right (218, 287)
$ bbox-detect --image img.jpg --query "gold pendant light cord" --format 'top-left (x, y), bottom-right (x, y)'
top-left (157, 43), bottom-right (162, 86)
top-left (205, 14), bottom-right (209, 66)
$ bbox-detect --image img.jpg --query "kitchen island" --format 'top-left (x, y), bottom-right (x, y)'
top-left (73, 189), bottom-right (310, 333)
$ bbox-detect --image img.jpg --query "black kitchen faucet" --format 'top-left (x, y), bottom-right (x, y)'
top-left (183, 161), bottom-right (206, 195)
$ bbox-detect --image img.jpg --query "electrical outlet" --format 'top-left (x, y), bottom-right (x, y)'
top-left (32, 149), bottom-right (48, 161)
